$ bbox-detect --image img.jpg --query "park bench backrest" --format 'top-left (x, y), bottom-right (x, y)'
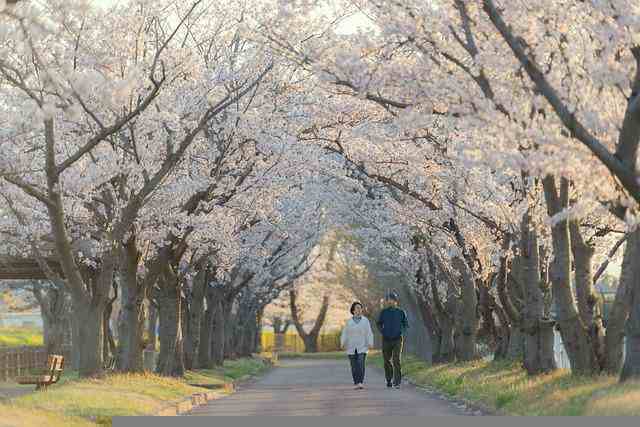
top-left (46, 355), bottom-right (64, 382)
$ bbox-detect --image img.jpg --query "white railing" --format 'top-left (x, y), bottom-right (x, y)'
top-left (552, 330), bottom-right (626, 370)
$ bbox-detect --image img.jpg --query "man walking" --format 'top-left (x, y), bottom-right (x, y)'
top-left (376, 290), bottom-right (408, 388)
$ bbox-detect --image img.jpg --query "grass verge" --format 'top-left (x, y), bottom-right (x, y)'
top-left (0, 357), bottom-right (270, 427)
top-left (0, 327), bottom-right (43, 348)
top-left (370, 354), bottom-right (640, 415)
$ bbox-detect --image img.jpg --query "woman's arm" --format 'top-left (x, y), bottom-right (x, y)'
top-left (340, 322), bottom-right (348, 349)
top-left (366, 319), bottom-right (374, 348)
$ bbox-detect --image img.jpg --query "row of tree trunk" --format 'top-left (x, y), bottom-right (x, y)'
top-left (414, 177), bottom-right (639, 381)
top-left (32, 262), bottom-right (270, 377)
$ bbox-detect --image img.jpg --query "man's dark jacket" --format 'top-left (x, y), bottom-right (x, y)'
top-left (376, 307), bottom-right (408, 340)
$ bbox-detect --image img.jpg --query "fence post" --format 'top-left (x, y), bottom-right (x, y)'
top-left (274, 333), bottom-right (284, 362)
top-left (16, 349), bottom-right (21, 377)
top-left (10, 349), bottom-right (17, 379)
top-left (0, 350), bottom-right (6, 382)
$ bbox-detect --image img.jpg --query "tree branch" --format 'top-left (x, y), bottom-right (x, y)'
top-left (482, 0), bottom-right (640, 203)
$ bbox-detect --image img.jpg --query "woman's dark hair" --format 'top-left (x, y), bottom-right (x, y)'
top-left (350, 301), bottom-right (363, 315)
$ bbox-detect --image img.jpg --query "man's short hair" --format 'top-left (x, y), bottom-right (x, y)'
top-left (385, 290), bottom-right (399, 302)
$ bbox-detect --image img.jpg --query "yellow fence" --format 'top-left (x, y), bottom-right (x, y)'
top-left (261, 331), bottom-right (341, 353)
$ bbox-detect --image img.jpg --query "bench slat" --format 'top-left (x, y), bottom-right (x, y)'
top-left (16, 375), bottom-right (54, 384)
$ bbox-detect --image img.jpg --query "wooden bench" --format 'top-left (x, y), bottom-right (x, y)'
top-left (15, 354), bottom-right (64, 391)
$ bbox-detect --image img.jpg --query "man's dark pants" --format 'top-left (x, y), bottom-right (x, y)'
top-left (382, 337), bottom-right (403, 385)
top-left (348, 350), bottom-right (367, 384)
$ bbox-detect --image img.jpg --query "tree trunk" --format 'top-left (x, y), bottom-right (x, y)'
top-left (233, 305), bottom-right (257, 357)
top-left (187, 268), bottom-right (207, 368)
top-left (198, 286), bottom-right (215, 368)
top-left (156, 278), bottom-right (185, 377)
top-left (71, 310), bottom-right (81, 370)
top-left (500, 256), bottom-right (525, 360)
top-left (117, 238), bottom-right (145, 373)
top-left (416, 292), bottom-right (442, 364)
top-left (438, 283), bottom-right (458, 363)
top-left (492, 305), bottom-right (511, 360)
top-left (507, 328), bottom-right (525, 359)
top-left (620, 230), bottom-right (640, 381)
top-left (570, 220), bottom-right (606, 372)
top-left (237, 314), bottom-right (257, 357)
top-left (452, 257), bottom-right (478, 361)
top-left (303, 334), bottom-right (320, 353)
top-left (290, 290), bottom-right (330, 353)
top-left (103, 287), bottom-right (118, 363)
top-left (211, 290), bottom-right (226, 367)
top-left (182, 293), bottom-right (193, 370)
top-left (42, 306), bottom-right (66, 355)
top-left (34, 284), bottom-right (69, 356)
top-left (489, 265), bottom-right (512, 360)
top-left (604, 231), bottom-right (636, 374)
top-left (416, 265), bottom-right (443, 364)
top-left (439, 315), bottom-right (456, 362)
top-left (521, 209), bottom-right (556, 375)
top-left (74, 298), bottom-right (105, 377)
top-left (477, 285), bottom-right (497, 357)
top-left (453, 296), bottom-right (464, 361)
top-left (223, 300), bottom-right (235, 359)
top-left (254, 307), bottom-right (264, 353)
top-left (147, 303), bottom-right (158, 351)
top-left (430, 331), bottom-right (443, 363)
top-left (543, 176), bottom-right (594, 375)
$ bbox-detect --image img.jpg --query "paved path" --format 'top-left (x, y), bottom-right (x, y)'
top-left (188, 358), bottom-right (474, 416)
top-left (0, 383), bottom-right (33, 401)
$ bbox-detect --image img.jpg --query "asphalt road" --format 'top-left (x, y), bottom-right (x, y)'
top-left (188, 358), bottom-right (474, 416)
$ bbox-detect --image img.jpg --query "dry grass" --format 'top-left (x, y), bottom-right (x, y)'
top-left (371, 354), bottom-right (640, 415)
top-left (0, 403), bottom-right (94, 427)
top-left (584, 381), bottom-right (640, 415)
top-left (0, 357), bottom-right (269, 426)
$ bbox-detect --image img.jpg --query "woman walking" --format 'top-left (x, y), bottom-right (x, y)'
top-left (340, 301), bottom-right (374, 389)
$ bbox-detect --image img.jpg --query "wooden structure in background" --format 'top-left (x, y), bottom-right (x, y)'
top-left (0, 256), bottom-right (63, 280)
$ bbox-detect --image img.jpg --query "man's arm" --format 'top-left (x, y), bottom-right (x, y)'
top-left (376, 309), bottom-right (385, 333)
top-left (400, 310), bottom-right (409, 336)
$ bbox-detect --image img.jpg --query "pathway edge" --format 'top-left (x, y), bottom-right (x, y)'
top-left (164, 355), bottom-right (275, 416)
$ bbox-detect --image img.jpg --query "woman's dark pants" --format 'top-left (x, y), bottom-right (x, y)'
top-left (348, 350), bottom-right (367, 384)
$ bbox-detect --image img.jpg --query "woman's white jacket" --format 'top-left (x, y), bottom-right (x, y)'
top-left (340, 316), bottom-right (374, 355)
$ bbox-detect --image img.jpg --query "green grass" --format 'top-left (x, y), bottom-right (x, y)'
top-left (370, 354), bottom-right (640, 416)
top-left (0, 357), bottom-right (270, 426)
top-left (0, 327), bottom-right (43, 348)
